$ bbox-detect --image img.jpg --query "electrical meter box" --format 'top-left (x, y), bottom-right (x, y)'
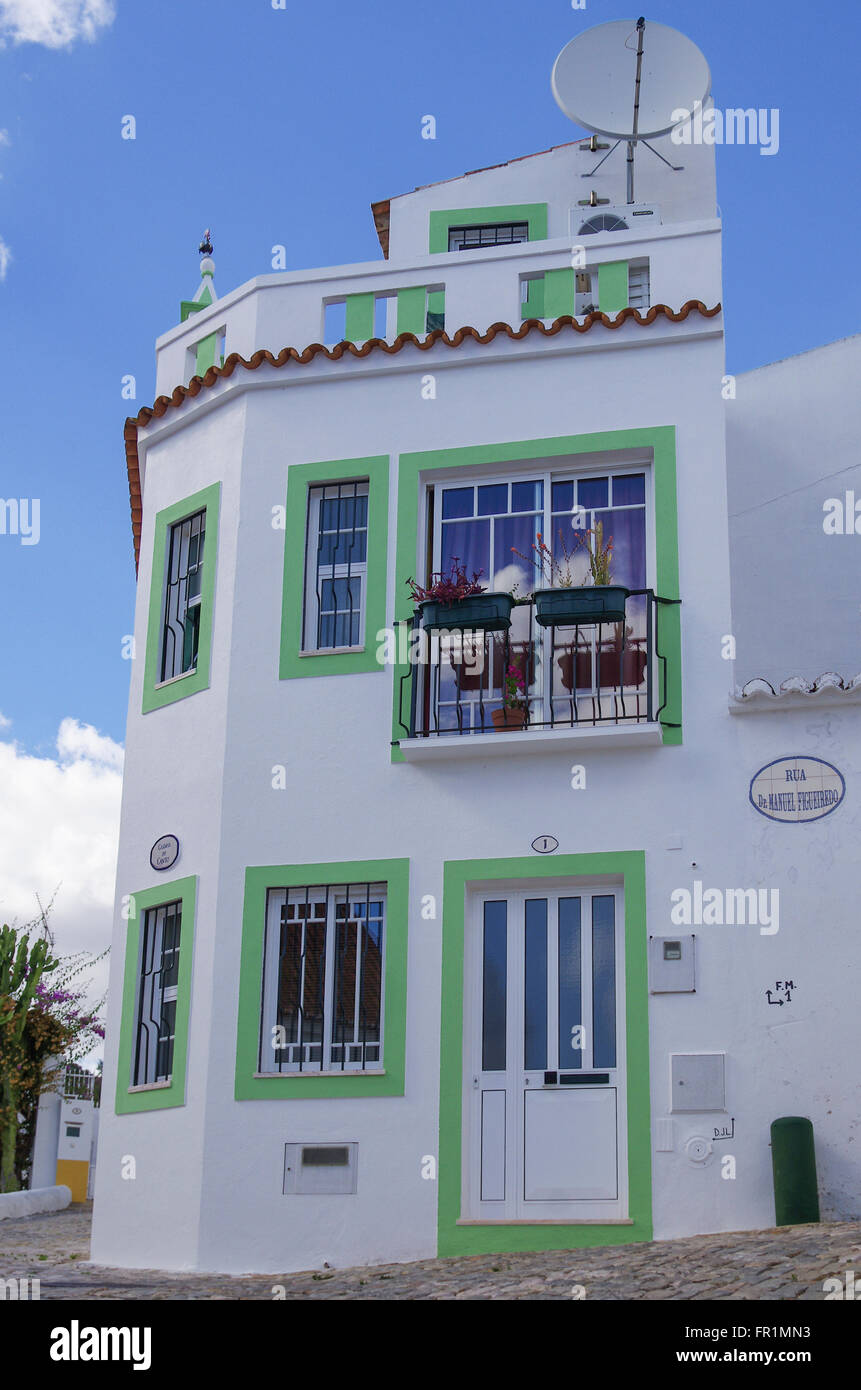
top-left (649, 934), bottom-right (695, 992)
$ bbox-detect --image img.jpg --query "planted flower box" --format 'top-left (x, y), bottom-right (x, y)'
top-left (534, 585), bottom-right (630, 628)
top-left (418, 592), bottom-right (515, 633)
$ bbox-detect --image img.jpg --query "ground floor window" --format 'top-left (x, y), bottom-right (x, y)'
top-left (133, 900), bottom-right (182, 1086)
top-left (259, 883), bottom-right (385, 1073)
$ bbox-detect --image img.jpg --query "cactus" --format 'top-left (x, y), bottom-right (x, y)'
top-left (0, 925), bottom-right (58, 1193)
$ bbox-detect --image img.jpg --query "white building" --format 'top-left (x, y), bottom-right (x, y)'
top-left (92, 29), bottom-right (861, 1273)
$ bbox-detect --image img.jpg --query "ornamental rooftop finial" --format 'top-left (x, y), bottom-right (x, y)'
top-left (180, 229), bottom-right (217, 324)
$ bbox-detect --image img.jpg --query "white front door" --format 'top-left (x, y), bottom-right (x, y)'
top-left (463, 885), bottom-right (627, 1222)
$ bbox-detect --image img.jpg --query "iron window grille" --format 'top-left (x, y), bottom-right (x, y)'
top-left (259, 883), bottom-right (385, 1073)
top-left (159, 509), bottom-right (206, 682)
top-left (303, 482), bottom-right (369, 651)
top-left (132, 900), bottom-right (182, 1086)
top-left (448, 222), bottom-right (529, 252)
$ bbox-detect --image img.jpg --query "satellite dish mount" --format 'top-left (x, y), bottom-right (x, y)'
top-left (551, 17), bottom-right (711, 205)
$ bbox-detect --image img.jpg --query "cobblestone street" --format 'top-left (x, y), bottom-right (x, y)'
top-left (2, 1204), bottom-right (859, 1299)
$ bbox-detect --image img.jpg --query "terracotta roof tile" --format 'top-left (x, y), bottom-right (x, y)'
top-left (125, 299), bottom-right (722, 570)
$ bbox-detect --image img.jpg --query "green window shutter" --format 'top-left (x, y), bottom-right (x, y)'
top-left (598, 261), bottom-right (629, 314)
top-left (543, 268), bottom-right (575, 319)
top-left (396, 286), bottom-right (427, 336)
top-left (345, 293), bottom-right (376, 341)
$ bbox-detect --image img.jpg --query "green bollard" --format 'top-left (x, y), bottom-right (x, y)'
top-left (771, 1116), bottom-right (820, 1226)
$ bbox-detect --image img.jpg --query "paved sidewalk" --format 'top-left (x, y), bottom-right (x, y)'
top-left (2, 1204), bottom-right (859, 1299)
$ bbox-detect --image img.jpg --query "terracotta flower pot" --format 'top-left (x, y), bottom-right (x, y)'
top-left (556, 649), bottom-right (594, 692)
top-left (491, 706), bottom-right (528, 731)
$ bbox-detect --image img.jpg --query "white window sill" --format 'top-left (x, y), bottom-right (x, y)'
top-left (127, 1080), bottom-right (173, 1094)
top-left (398, 722), bottom-right (664, 760)
top-left (253, 1070), bottom-right (386, 1079)
top-left (298, 647), bottom-right (365, 658)
top-left (154, 669), bottom-right (196, 690)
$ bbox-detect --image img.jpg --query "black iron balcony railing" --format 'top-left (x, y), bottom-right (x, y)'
top-left (397, 589), bottom-right (680, 740)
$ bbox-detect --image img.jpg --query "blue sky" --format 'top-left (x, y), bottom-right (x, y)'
top-left (1, 0), bottom-right (859, 754)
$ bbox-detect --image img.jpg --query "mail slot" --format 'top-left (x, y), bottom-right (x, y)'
top-left (544, 1071), bottom-right (610, 1086)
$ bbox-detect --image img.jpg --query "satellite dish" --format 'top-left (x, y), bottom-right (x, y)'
top-left (552, 18), bottom-right (711, 140)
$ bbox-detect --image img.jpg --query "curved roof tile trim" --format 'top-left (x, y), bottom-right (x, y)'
top-left (733, 672), bottom-right (861, 701)
top-left (125, 299), bottom-right (722, 568)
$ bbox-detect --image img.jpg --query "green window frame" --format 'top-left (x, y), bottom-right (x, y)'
top-left (429, 204), bottom-right (548, 255)
top-left (114, 876), bottom-right (197, 1115)
top-left (392, 426), bottom-right (682, 759)
top-left (279, 455), bottom-right (389, 679)
top-left (235, 858), bottom-right (410, 1099)
top-left (142, 482), bottom-right (221, 713)
top-left (437, 851), bottom-right (650, 1258)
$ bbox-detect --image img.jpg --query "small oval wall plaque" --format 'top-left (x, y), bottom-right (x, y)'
top-left (749, 757), bottom-right (845, 824)
top-left (150, 834), bottom-right (180, 871)
top-left (532, 835), bottom-right (559, 854)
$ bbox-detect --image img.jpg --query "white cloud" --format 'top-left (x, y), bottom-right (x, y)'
top-left (57, 715), bottom-right (124, 771)
top-left (0, 719), bottom-right (123, 1038)
top-left (0, 0), bottom-right (116, 49)
top-left (0, 711), bottom-right (10, 729)
top-left (0, 238), bottom-right (11, 281)
top-left (0, 130), bottom-right (10, 146)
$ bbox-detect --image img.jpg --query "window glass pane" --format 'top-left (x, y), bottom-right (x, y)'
top-left (577, 477), bottom-right (609, 510)
top-left (441, 487), bottom-right (474, 520)
top-left (277, 912), bottom-right (302, 1044)
top-left (477, 483), bottom-right (508, 516)
top-left (524, 899), bottom-right (548, 1070)
top-left (551, 480), bottom-right (574, 513)
top-left (558, 897), bottom-right (582, 1070)
top-left (612, 473), bottom-right (645, 506)
top-left (592, 896), bottom-right (616, 1068)
top-left (441, 517), bottom-right (490, 579)
top-left (360, 903), bottom-right (384, 1045)
top-left (482, 901), bottom-right (507, 1071)
top-left (512, 480), bottom-right (543, 513)
top-left (494, 513), bottom-right (539, 592)
top-left (595, 508), bottom-right (646, 589)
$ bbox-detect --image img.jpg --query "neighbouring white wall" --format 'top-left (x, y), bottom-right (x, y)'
top-left (727, 334), bottom-right (861, 688)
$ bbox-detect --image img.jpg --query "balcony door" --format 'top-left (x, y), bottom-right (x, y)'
top-left (462, 885), bottom-right (627, 1223)
top-left (428, 468), bottom-right (649, 732)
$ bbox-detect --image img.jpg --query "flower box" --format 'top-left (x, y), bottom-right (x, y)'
top-left (418, 592), bottom-right (515, 633)
top-left (534, 585), bottom-right (630, 628)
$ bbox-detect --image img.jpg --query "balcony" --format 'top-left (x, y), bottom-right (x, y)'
top-left (395, 589), bottom-right (679, 759)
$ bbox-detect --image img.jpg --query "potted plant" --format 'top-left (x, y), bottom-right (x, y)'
top-left (514, 524), bottom-right (629, 627)
top-left (491, 661), bottom-right (529, 731)
top-left (407, 558), bottom-right (515, 633)
top-left (605, 622), bottom-right (648, 687)
top-left (556, 640), bottom-right (594, 693)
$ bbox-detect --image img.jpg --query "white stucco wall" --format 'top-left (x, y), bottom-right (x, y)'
top-left (94, 165), bottom-right (861, 1273)
top-left (727, 334), bottom-right (861, 688)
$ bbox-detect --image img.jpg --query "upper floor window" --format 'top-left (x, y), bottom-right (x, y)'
top-left (448, 222), bottom-right (529, 252)
top-left (259, 883), bottom-right (386, 1073)
top-left (303, 482), bottom-right (368, 652)
top-left (160, 509), bottom-right (205, 682)
top-left (133, 899), bottom-right (182, 1087)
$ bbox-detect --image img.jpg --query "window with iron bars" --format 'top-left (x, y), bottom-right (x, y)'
top-left (132, 900), bottom-right (182, 1086)
top-left (159, 509), bottom-right (205, 682)
top-left (303, 482), bottom-right (368, 651)
top-left (448, 222), bottom-right (529, 252)
top-left (259, 884), bottom-right (385, 1073)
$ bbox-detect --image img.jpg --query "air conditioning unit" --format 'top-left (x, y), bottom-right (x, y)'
top-left (570, 203), bottom-right (661, 239)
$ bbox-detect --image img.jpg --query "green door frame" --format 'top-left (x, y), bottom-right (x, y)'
top-left (437, 851), bottom-right (651, 1257)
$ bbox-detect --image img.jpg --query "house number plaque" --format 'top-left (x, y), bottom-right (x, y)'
top-left (531, 835), bottom-right (559, 854)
